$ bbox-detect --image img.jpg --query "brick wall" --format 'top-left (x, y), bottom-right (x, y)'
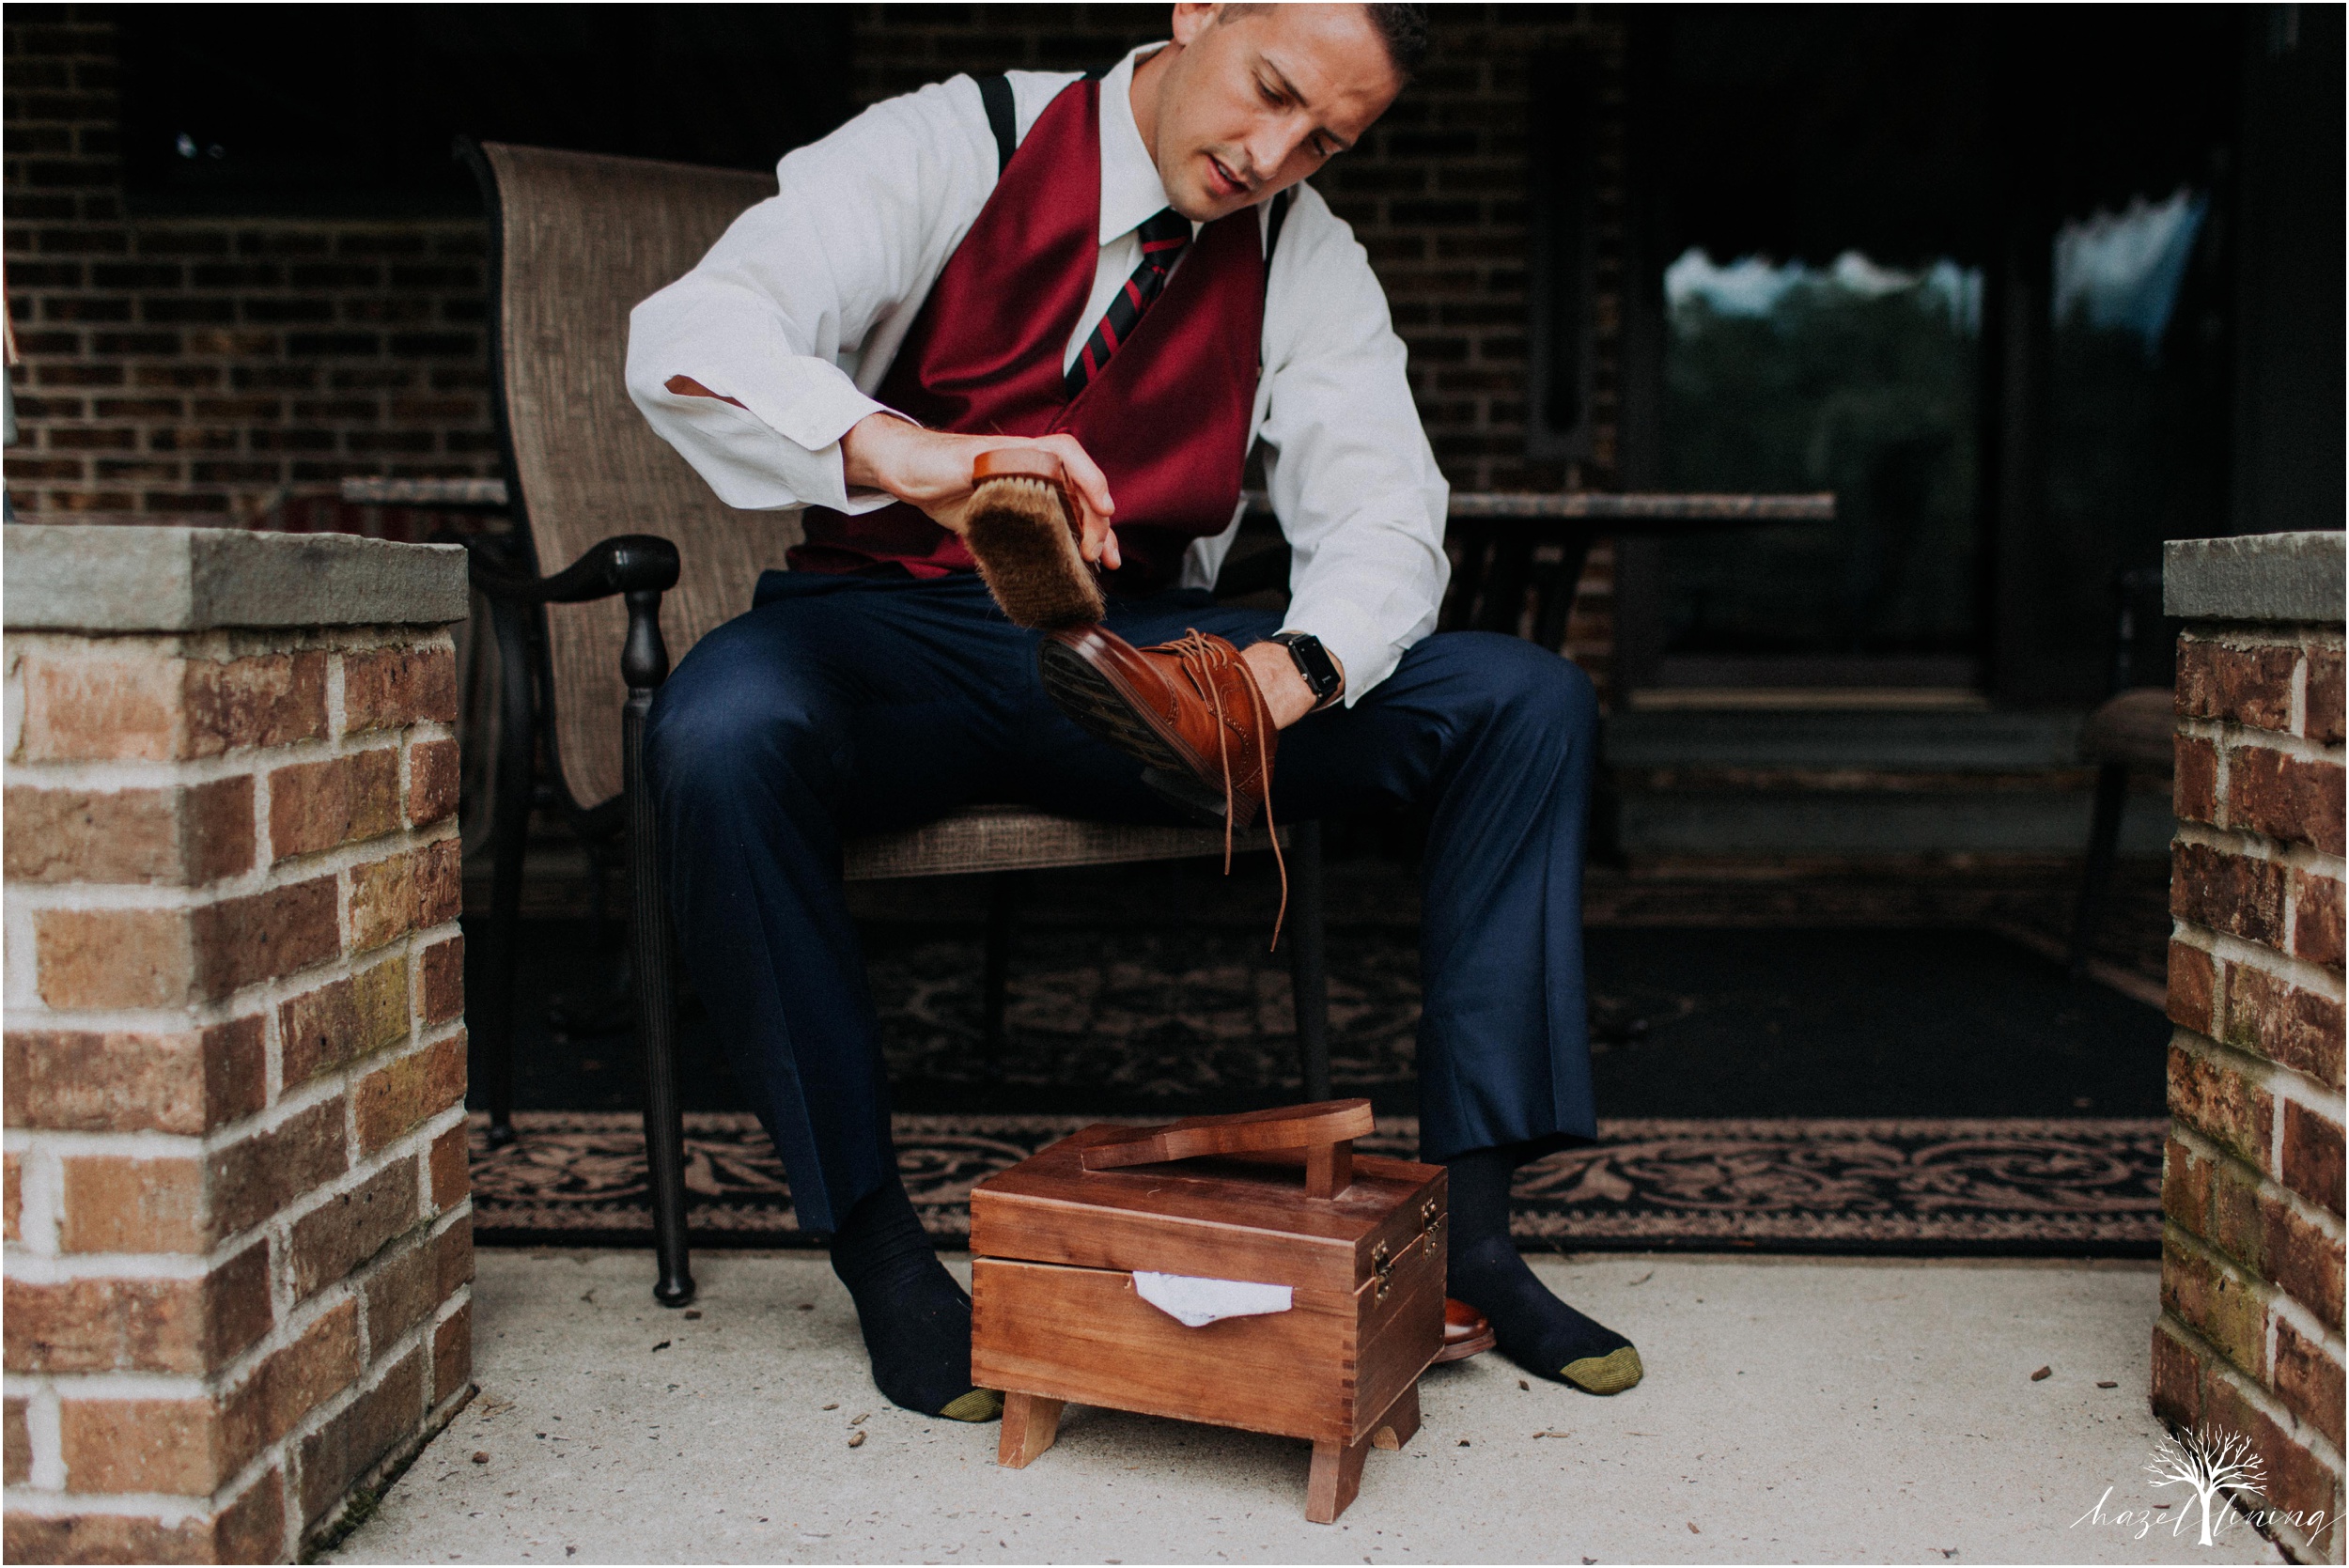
top-left (2, 538), bottom-right (473, 1560)
top-left (2, 7), bottom-right (496, 530)
top-left (4, 4), bottom-right (1624, 680)
top-left (2156, 599), bottom-right (2346, 1560)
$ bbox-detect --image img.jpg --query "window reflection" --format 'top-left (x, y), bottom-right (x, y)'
top-left (2053, 188), bottom-right (2209, 359)
top-left (1657, 247), bottom-right (1984, 678)
top-left (2045, 186), bottom-right (2229, 693)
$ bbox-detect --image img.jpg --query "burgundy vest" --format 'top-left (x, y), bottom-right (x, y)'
top-left (790, 77), bottom-right (1266, 596)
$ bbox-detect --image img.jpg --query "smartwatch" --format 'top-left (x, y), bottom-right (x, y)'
top-left (1268, 630), bottom-right (1343, 710)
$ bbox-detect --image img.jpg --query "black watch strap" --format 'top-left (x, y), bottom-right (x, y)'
top-left (1270, 631), bottom-right (1342, 708)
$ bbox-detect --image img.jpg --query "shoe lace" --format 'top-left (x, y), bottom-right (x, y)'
top-left (1162, 629), bottom-right (1287, 949)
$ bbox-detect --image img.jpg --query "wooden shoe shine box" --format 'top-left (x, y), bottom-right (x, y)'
top-left (969, 1101), bottom-right (1446, 1521)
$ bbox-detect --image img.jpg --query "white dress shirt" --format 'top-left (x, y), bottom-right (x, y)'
top-left (626, 44), bottom-right (1450, 702)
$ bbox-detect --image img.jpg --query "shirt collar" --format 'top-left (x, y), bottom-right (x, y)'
top-left (1097, 43), bottom-right (1196, 247)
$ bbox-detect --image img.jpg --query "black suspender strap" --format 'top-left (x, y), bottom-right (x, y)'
top-left (984, 67), bottom-right (1286, 265)
top-left (983, 67), bottom-right (1109, 177)
top-left (976, 73), bottom-right (1018, 175)
top-left (1265, 189), bottom-right (1293, 263)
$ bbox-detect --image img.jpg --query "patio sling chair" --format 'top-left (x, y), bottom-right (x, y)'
top-left (458, 139), bottom-right (1333, 1309)
top-left (2069, 566), bottom-right (2174, 976)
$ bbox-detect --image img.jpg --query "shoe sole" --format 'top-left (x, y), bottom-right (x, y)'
top-left (1037, 637), bottom-right (1239, 827)
top-left (1432, 1327), bottom-right (1498, 1364)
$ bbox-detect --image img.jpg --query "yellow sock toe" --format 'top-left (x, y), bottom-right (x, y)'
top-left (939, 1389), bottom-right (1003, 1422)
top-left (1561, 1346), bottom-right (1643, 1395)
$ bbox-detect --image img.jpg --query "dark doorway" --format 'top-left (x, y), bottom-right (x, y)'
top-left (1609, 5), bottom-right (2302, 706)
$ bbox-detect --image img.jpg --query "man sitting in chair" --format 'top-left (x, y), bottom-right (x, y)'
top-left (626, 2), bottom-right (1641, 1421)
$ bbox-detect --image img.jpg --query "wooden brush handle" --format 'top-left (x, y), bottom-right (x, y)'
top-left (1081, 1100), bottom-right (1375, 1197)
top-left (971, 447), bottom-right (1068, 485)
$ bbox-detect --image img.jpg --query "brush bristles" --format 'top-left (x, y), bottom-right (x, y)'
top-left (966, 474), bottom-right (1107, 629)
top-left (974, 476), bottom-right (1056, 513)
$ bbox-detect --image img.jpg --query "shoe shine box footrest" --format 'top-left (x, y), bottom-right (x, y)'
top-left (969, 1100), bottom-right (1445, 1523)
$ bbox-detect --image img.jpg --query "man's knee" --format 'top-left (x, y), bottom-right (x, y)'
top-left (645, 623), bottom-right (834, 803)
top-left (1443, 632), bottom-right (1598, 753)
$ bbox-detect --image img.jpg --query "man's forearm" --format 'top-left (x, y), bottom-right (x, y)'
top-left (1240, 637), bottom-right (1342, 728)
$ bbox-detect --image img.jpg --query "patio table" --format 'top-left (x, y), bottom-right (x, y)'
top-left (1232, 490), bottom-right (1837, 645)
top-left (342, 481), bottom-right (1835, 651)
top-left (341, 478), bottom-right (1834, 664)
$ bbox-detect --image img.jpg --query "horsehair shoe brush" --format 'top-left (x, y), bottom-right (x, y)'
top-left (965, 447), bottom-right (1107, 629)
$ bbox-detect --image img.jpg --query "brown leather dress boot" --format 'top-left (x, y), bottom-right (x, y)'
top-left (1039, 624), bottom-right (1279, 831)
top-left (1041, 624), bottom-right (1290, 943)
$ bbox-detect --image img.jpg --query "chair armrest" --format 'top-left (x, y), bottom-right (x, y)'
top-left (470, 534), bottom-right (680, 604)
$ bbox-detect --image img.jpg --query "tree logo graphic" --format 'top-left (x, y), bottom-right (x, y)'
top-left (2145, 1426), bottom-right (2267, 1546)
top-left (2077, 1424), bottom-right (2332, 1547)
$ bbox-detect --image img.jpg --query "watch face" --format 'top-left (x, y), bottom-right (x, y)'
top-left (1280, 633), bottom-right (1339, 698)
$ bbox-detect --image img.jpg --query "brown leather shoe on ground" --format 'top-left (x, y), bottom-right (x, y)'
top-left (1039, 624), bottom-right (1279, 831)
top-left (1434, 1297), bottom-right (1497, 1363)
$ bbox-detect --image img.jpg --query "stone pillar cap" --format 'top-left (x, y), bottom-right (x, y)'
top-left (2164, 531), bottom-right (2345, 625)
top-left (3, 524), bottom-right (469, 632)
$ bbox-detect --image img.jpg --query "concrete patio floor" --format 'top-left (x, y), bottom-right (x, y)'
top-left (329, 1250), bottom-right (2282, 1565)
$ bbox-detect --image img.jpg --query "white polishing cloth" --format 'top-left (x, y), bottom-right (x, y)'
top-left (1131, 1271), bottom-right (1294, 1327)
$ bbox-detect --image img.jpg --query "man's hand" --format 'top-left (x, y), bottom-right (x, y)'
top-left (843, 413), bottom-right (1123, 571)
top-left (1241, 638), bottom-right (1342, 729)
top-left (662, 379), bottom-right (1122, 567)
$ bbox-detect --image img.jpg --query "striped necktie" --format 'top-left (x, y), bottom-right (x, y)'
top-left (1066, 208), bottom-right (1190, 396)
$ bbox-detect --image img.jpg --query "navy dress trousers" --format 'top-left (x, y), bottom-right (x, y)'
top-left (644, 570), bottom-right (1600, 1233)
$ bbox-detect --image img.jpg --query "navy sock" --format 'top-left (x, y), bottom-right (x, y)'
top-left (1445, 1144), bottom-right (1642, 1393)
top-left (827, 1175), bottom-right (1000, 1421)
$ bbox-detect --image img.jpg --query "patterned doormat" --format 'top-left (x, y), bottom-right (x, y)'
top-left (468, 1110), bottom-right (2164, 1256)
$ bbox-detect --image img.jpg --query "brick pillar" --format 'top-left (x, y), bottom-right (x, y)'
top-left (2, 526), bottom-right (474, 1562)
top-left (2156, 531), bottom-right (2347, 1564)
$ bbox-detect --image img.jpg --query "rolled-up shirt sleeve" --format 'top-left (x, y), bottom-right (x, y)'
top-left (624, 77), bottom-right (1001, 514)
top-left (1254, 185), bottom-right (1451, 704)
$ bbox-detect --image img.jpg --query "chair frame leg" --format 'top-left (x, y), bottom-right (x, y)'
top-left (983, 870), bottom-right (1023, 1080)
top-left (2070, 761), bottom-right (2130, 979)
top-left (621, 585), bottom-right (694, 1309)
top-left (1289, 821), bottom-right (1332, 1102)
top-left (476, 598), bottom-right (536, 1148)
